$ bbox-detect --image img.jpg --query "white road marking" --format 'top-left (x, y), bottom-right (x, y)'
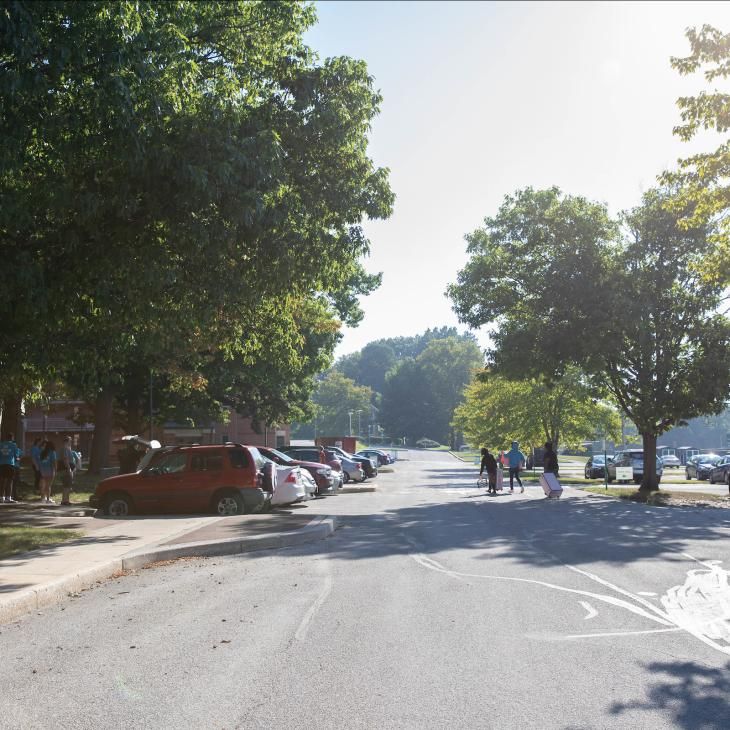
top-left (637, 592), bottom-right (657, 596)
top-left (579, 601), bottom-right (597, 620)
top-left (562, 628), bottom-right (682, 640)
top-left (295, 574), bottom-right (333, 642)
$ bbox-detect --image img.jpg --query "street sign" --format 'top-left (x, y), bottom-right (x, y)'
top-left (615, 466), bottom-right (633, 481)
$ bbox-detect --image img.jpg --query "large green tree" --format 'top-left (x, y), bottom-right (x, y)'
top-left (448, 187), bottom-right (730, 490)
top-left (453, 369), bottom-right (621, 457)
top-left (1, 1), bottom-right (393, 469)
top-left (310, 371), bottom-right (373, 438)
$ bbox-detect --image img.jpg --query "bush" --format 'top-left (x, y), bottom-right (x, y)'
top-left (416, 438), bottom-right (441, 449)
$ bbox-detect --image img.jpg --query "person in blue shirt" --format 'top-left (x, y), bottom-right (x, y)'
top-left (0, 432), bottom-right (22, 503)
top-left (39, 440), bottom-right (57, 504)
top-left (506, 440), bottom-right (526, 493)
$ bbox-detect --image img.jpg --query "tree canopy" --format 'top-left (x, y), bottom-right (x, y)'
top-left (0, 1), bottom-right (393, 467)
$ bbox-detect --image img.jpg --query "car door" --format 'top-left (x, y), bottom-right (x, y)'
top-left (186, 451), bottom-right (226, 512)
top-left (143, 451), bottom-right (190, 512)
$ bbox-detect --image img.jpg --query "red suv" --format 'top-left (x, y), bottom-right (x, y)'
top-left (91, 444), bottom-right (274, 516)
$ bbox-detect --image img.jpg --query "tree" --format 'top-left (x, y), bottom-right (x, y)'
top-left (663, 24), bottom-right (730, 284)
top-left (448, 187), bottom-right (730, 491)
top-left (310, 371), bottom-right (373, 438)
top-left (453, 369), bottom-right (621, 455)
top-left (1, 2), bottom-right (393, 469)
top-left (380, 337), bottom-right (483, 446)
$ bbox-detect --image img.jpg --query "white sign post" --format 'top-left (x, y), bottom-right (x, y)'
top-left (615, 466), bottom-right (633, 482)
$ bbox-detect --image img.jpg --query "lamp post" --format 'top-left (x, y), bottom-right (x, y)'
top-left (348, 410), bottom-right (353, 437)
top-left (356, 409), bottom-right (362, 438)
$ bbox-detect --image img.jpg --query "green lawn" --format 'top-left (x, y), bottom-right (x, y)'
top-left (16, 466), bottom-right (100, 505)
top-left (0, 526), bottom-right (84, 559)
top-left (583, 486), bottom-right (730, 506)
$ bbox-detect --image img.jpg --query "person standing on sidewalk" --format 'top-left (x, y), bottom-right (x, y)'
top-left (506, 440), bottom-right (526, 493)
top-left (480, 447), bottom-right (498, 494)
top-left (60, 436), bottom-right (76, 506)
top-left (543, 441), bottom-right (559, 475)
top-left (39, 440), bottom-right (57, 504)
top-left (0, 432), bottom-right (22, 503)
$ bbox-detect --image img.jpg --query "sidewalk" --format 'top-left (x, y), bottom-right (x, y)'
top-left (0, 505), bottom-right (338, 624)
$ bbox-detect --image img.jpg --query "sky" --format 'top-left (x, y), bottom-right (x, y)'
top-left (304, 1), bottom-right (730, 358)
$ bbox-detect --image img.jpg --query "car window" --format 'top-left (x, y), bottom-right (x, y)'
top-left (191, 453), bottom-right (223, 472)
top-left (228, 448), bottom-right (250, 469)
top-left (155, 452), bottom-right (188, 474)
top-left (267, 448), bottom-right (295, 463)
top-left (248, 447), bottom-right (266, 470)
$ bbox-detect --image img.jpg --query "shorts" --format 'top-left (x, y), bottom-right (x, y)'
top-left (0, 464), bottom-right (15, 480)
top-left (62, 469), bottom-right (74, 488)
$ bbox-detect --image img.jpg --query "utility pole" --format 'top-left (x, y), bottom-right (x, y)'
top-left (348, 410), bottom-right (353, 437)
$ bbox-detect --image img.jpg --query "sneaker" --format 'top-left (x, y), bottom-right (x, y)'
top-left (47, 498), bottom-right (55, 504)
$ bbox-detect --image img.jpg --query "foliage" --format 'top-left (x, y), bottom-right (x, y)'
top-left (663, 24), bottom-right (730, 284)
top-left (415, 438), bottom-right (441, 449)
top-left (310, 370), bottom-right (373, 437)
top-left (452, 369), bottom-right (620, 453)
top-left (0, 2), bottom-right (393, 467)
top-left (448, 186), bottom-right (730, 490)
top-left (380, 336), bottom-right (483, 446)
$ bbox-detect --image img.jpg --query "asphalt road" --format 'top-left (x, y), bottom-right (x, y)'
top-left (3, 450), bottom-right (730, 729)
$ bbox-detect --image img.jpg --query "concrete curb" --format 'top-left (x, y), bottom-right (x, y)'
top-left (339, 485), bottom-right (377, 494)
top-left (0, 515), bottom-right (339, 625)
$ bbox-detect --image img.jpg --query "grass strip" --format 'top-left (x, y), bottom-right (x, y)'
top-left (583, 486), bottom-right (730, 506)
top-left (0, 526), bottom-right (84, 559)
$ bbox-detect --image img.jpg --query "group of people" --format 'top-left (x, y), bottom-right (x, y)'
top-left (0, 433), bottom-right (81, 505)
top-left (479, 440), bottom-right (558, 495)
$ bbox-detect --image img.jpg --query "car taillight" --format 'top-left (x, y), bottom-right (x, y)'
top-left (285, 472), bottom-right (297, 483)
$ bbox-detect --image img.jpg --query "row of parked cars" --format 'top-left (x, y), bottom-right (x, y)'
top-left (584, 449), bottom-right (730, 486)
top-left (90, 442), bottom-right (394, 517)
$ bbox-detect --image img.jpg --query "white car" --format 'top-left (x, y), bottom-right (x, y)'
top-left (660, 453), bottom-right (681, 468)
top-left (268, 462), bottom-right (307, 506)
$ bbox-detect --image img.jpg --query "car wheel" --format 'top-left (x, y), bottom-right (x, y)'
top-left (607, 476), bottom-right (614, 484)
top-left (710, 475), bottom-right (715, 484)
top-left (343, 471), bottom-right (350, 484)
top-left (103, 493), bottom-right (133, 517)
top-left (213, 492), bottom-right (245, 516)
top-left (686, 472), bottom-right (691, 480)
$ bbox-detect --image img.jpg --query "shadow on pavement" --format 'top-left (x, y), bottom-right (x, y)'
top-left (610, 660), bottom-right (730, 729)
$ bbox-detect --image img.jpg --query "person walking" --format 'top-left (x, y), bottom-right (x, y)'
top-left (39, 440), bottom-right (57, 504)
top-left (30, 437), bottom-right (42, 495)
top-left (479, 447), bottom-right (498, 494)
top-left (60, 436), bottom-right (76, 506)
top-left (506, 440), bottom-right (526, 493)
top-left (0, 432), bottom-right (22, 503)
top-left (318, 446), bottom-right (327, 464)
top-left (543, 441), bottom-right (559, 475)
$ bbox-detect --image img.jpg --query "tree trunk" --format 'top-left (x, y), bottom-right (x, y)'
top-left (640, 431), bottom-right (659, 492)
top-left (89, 385), bottom-right (115, 474)
top-left (0, 396), bottom-right (23, 442)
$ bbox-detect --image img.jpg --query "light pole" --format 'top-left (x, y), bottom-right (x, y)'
top-left (356, 409), bottom-right (362, 438)
top-left (348, 410), bottom-right (354, 437)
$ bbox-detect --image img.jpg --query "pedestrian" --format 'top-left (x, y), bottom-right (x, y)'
top-left (506, 440), bottom-right (526, 493)
top-left (39, 439), bottom-right (57, 504)
top-left (0, 432), bottom-right (22, 503)
top-left (60, 436), bottom-right (76, 505)
top-left (31, 437), bottom-right (42, 494)
top-left (480, 446), bottom-right (498, 494)
top-left (318, 446), bottom-right (327, 464)
top-left (543, 441), bottom-right (559, 475)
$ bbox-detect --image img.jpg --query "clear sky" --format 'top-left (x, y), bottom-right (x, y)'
top-left (304, 1), bottom-right (730, 357)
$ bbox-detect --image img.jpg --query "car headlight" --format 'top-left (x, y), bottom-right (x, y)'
top-left (316, 468), bottom-right (329, 476)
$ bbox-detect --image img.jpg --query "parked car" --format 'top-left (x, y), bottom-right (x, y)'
top-left (708, 456), bottom-right (730, 485)
top-left (281, 447), bottom-right (350, 486)
top-left (606, 449), bottom-right (663, 485)
top-left (266, 460), bottom-right (307, 507)
top-left (327, 446), bottom-right (377, 479)
top-left (356, 448), bottom-right (394, 466)
top-left (526, 448), bottom-right (545, 470)
top-left (584, 454), bottom-right (613, 479)
top-left (258, 446), bottom-right (337, 495)
top-left (658, 451), bottom-right (681, 468)
top-left (91, 443), bottom-right (274, 516)
top-left (685, 454), bottom-right (722, 480)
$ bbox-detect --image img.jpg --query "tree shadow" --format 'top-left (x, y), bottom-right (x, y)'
top-left (610, 660), bottom-right (730, 729)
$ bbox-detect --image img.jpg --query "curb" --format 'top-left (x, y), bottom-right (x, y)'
top-left (339, 485), bottom-right (377, 494)
top-left (0, 515), bottom-right (339, 625)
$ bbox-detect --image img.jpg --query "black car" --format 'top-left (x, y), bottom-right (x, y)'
top-left (526, 448), bottom-right (544, 470)
top-left (685, 454), bottom-right (722, 481)
top-left (708, 457), bottom-right (730, 485)
top-left (584, 454), bottom-right (613, 479)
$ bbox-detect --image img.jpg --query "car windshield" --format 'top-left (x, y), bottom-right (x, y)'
top-left (265, 447), bottom-right (296, 463)
top-left (701, 455), bottom-right (723, 465)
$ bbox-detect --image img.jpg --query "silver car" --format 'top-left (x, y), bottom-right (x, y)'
top-left (607, 449), bottom-right (663, 485)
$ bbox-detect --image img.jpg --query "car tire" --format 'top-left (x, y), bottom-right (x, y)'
top-left (686, 472), bottom-right (691, 480)
top-left (212, 491), bottom-right (245, 516)
top-left (607, 476), bottom-right (614, 484)
top-left (343, 471), bottom-right (350, 484)
top-left (102, 493), bottom-right (133, 517)
top-left (710, 475), bottom-right (716, 484)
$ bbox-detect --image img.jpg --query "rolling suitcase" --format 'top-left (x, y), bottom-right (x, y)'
top-left (539, 472), bottom-right (562, 498)
top-left (496, 467), bottom-right (504, 491)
